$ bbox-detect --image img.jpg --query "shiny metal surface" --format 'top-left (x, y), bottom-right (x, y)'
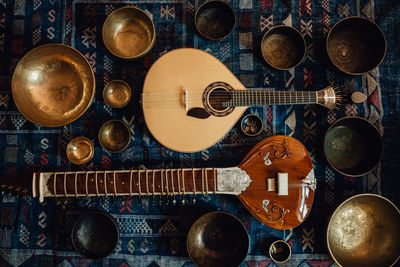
top-left (241, 114), bottom-right (263, 136)
top-left (187, 211), bottom-right (249, 267)
top-left (269, 240), bottom-right (291, 263)
top-left (327, 194), bottom-right (400, 267)
top-left (326, 16), bottom-right (386, 75)
top-left (12, 44), bottom-right (95, 127)
top-left (261, 26), bottom-right (306, 70)
top-left (103, 80), bottom-right (132, 108)
top-left (66, 136), bottom-right (94, 165)
top-left (102, 6), bottom-right (155, 59)
top-left (98, 120), bottom-right (131, 153)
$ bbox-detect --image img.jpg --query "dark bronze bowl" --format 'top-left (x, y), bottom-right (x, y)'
top-left (187, 212), bottom-right (249, 267)
top-left (72, 211), bottom-right (119, 259)
top-left (326, 17), bottom-right (386, 75)
top-left (98, 119), bottom-right (131, 153)
top-left (327, 194), bottom-right (400, 267)
top-left (195, 1), bottom-right (236, 40)
top-left (241, 114), bottom-right (263, 136)
top-left (323, 116), bottom-right (382, 177)
top-left (261, 25), bottom-right (306, 70)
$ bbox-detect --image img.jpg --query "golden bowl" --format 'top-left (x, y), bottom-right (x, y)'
top-left (66, 136), bottom-right (94, 165)
top-left (98, 120), bottom-right (131, 153)
top-left (103, 80), bottom-right (132, 108)
top-left (327, 194), bottom-right (400, 267)
top-left (12, 44), bottom-right (95, 127)
top-left (102, 6), bottom-right (156, 59)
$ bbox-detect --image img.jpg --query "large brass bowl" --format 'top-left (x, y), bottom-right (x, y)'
top-left (327, 194), bottom-right (400, 267)
top-left (187, 211), bottom-right (249, 267)
top-left (12, 44), bottom-right (95, 127)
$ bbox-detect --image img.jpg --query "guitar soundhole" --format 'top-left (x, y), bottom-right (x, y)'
top-left (208, 87), bottom-right (232, 111)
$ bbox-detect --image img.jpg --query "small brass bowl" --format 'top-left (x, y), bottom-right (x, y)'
top-left (269, 240), bottom-right (291, 263)
top-left (72, 211), bottom-right (119, 259)
top-left (66, 136), bottom-right (94, 165)
top-left (261, 25), bottom-right (306, 70)
top-left (327, 194), bottom-right (400, 267)
top-left (323, 116), bottom-right (382, 177)
top-left (187, 211), bottom-right (249, 267)
top-left (99, 120), bottom-right (131, 153)
top-left (327, 17), bottom-right (386, 75)
top-left (195, 1), bottom-right (236, 40)
top-left (241, 114), bottom-right (263, 136)
top-left (103, 80), bottom-right (132, 108)
top-left (12, 43), bottom-right (95, 127)
top-left (102, 6), bottom-right (155, 59)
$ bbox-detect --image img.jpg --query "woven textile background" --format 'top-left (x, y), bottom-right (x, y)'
top-left (0, 0), bottom-right (399, 266)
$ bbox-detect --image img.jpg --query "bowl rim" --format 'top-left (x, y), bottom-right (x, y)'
top-left (241, 113), bottom-right (263, 136)
top-left (269, 239), bottom-right (292, 263)
top-left (186, 211), bottom-right (250, 266)
top-left (261, 25), bottom-right (307, 70)
top-left (102, 6), bottom-right (156, 59)
top-left (103, 80), bottom-right (132, 108)
top-left (66, 136), bottom-right (94, 165)
top-left (326, 16), bottom-right (387, 75)
top-left (194, 0), bottom-right (236, 41)
top-left (323, 116), bottom-right (382, 177)
top-left (98, 119), bottom-right (131, 153)
top-left (326, 193), bottom-right (400, 267)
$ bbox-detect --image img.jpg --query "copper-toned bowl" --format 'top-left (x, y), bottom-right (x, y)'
top-left (98, 119), bottom-right (131, 153)
top-left (102, 6), bottom-right (156, 59)
top-left (326, 17), bottom-right (386, 75)
top-left (103, 80), bottom-right (132, 108)
top-left (12, 44), bottom-right (95, 127)
top-left (187, 211), bottom-right (249, 267)
top-left (327, 194), bottom-right (400, 267)
top-left (66, 136), bottom-right (94, 165)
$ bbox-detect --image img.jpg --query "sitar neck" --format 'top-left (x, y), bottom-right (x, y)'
top-left (229, 90), bottom-right (318, 106)
top-left (33, 167), bottom-right (252, 202)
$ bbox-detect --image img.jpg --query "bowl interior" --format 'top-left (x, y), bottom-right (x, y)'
top-left (66, 137), bottom-right (94, 165)
top-left (187, 212), bottom-right (249, 267)
top-left (327, 17), bottom-right (386, 74)
top-left (261, 26), bottom-right (306, 70)
top-left (72, 212), bottom-right (119, 259)
top-left (103, 80), bottom-right (132, 108)
top-left (327, 194), bottom-right (400, 267)
top-left (323, 117), bottom-right (382, 176)
top-left (99, 120), bottom-right (131, 153)
top-left (103, 7), bottom-right (155, 59)
top-left (195, 1), bottom-right (235, 40)
top-left (241, 114), bottom-right (263, 136)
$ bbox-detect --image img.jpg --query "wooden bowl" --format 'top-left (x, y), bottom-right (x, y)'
top-left (187, 211), bottom-right (249, 267)
top-left (66, 137), bottom-right (94, 165)
top-left (103, 80), bottom-right (132, 108)
top-left (98, 119), bottom-right (131, 153)
top-left (327, 194), bottom-right (400, 267)
top-left (102, 6), bottom-right (155, 59)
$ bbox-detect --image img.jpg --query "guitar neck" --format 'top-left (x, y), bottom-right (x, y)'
top-left (33, 167), bottom-right (252, 202)
top-left (229, 89), bottom-right (319, 106)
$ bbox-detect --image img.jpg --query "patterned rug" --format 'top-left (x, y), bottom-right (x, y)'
top-left (0, 0), bottom-right (399, 266)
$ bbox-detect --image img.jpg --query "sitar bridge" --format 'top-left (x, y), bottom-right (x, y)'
top-left (266, 172), bottom-right (288, 196)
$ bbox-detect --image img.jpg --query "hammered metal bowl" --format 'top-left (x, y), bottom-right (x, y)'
top-left (103, 80), bottom-right (132, 108)
top-left (102, 6), bottom-right (155, 59)
top-left (12, 44), bottom-right (95, 127)
top-left (327, 17), bottom-right (386, 75)
top-left (187, 211), bottom-right (249, 267)
top-left (327, 194), bottom-right (400, 267)
top-left (98, 120), bottom-right (131, 153)
top-left (66, 136), bottom-right (94, 165)
top-left (72, 211), bottom-right (119, 259)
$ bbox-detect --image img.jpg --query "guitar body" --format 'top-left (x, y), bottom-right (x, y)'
top-left (237, 135), bottom-right (315, 229)
top-left (142, 48), bottom-right (247, 152)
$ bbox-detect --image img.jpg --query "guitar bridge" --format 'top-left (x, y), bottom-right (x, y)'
top-left (266, 173), bottom-right (288, 196)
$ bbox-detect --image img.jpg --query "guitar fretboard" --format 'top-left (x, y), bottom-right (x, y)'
top-left (228, 90), bottom-right (318, 106)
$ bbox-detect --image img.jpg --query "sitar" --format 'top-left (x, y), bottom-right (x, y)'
top-left (142, 48), bottom-right (342, 153)
top-left (3, 136), bottom-right (315, 230)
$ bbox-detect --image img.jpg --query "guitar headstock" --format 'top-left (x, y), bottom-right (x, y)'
top-left (0, 169), bottom-right (33, 197)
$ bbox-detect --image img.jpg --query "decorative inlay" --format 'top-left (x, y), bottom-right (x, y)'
top-left (217, 167), bottom-right (252, 194)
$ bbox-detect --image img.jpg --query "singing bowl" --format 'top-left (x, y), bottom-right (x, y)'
top-left (103, 80), bottom-right (132, 108)
top-left (261, 25), bottom-right (306, 70)
top-left (98, 120), bottom-right (131, 153)
top-left (327, 17), bottom-right (386, 75)
top-left (327, 194), bottom-right (400, 267)
top-left (66, 136), bottom-right (94, 165)
top-left (323, 116), bottom-right (382, 177)
top-left (102, 6), bottom-right (156, 59)
top-left (241, 114), bottom-right (263, 137)
top-left (12, 44), bottom-right (95, 127)
top-left (72, 211), bottom-right (119, 259)
top-left (187, 212), bottom-right (249, 267)
top-left (195, 1), bottom-right (236, 40)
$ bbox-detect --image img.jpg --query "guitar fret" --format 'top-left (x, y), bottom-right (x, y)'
top-left (205, 169), bottom-right (209, 194)
top-left (177, 170), bottom-right (181, 194)
top-left (85, 172), bottom-right (89, 197)
top-left (182, 169), bottom-right (186, 195)
top-left (104, 172), bottom-right (108, 196)
top-left (171, 169), bottom-right (175, 197)
top-left (64, 172), bottom-right (68, 197)
top-left (138, 170), bottom-right (142, 197)
top-left (113, 171), bottom-right (117, 196)
top-left (152, 171), bottom-right (156, 198)
top-left (54, 172), bottom-right (57, 198)
top-left (192, 168), bottom-right (196, 196)
top-left (165, 170), bottom-right (169, 195)
top-left (129, 170), bottom-right (134, 196)
top-left (213, 168), bottom-right (217, 193)
top-left (161, 170), bottom-right (164, 196)
top-left (201, 169), bottom-right (205, 194)
top-left (146, 170), bottom-right (149, 195)
top-left (95, 171), bottom-right (99, 196)
top-left (74, 173), bottom-right (78, 197)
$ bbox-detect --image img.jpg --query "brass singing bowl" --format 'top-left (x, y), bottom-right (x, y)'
top-left (98, 120), bottom-right (131, 153)
top-left (327, 194), bottom-right (400, 267)
top-left (12, 44), bottom-right (95, 127)
top-left (103, 80), bottom-right (132, 108)
top-left (102, 6), bottom-right (156, 59)
top-left (187, 211), bottom-right (249, 267)
top-left (327, 16), bottom-right (386, 75)
top-left (66, 136), bottom-right (94, 165)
